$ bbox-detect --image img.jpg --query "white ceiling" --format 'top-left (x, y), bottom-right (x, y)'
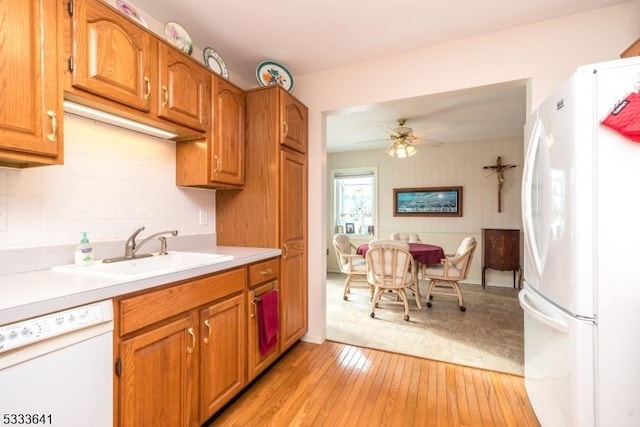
top-left (127, 0), bottom-right (628, 152)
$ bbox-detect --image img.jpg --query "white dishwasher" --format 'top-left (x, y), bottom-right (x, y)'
top-left (0, 300), bottom-right (113, 427)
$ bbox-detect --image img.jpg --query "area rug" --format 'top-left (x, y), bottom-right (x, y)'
top-left (326, 272), bottom-right (524, 375)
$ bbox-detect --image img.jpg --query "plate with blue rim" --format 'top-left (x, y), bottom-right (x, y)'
top-left (256, 60), bottom-right (294, 92)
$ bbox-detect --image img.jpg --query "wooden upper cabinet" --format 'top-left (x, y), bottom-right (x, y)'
top-left (280, 90), bottom-right (308, 153)
top-left (0, 0), bottom-right (63, 167)
top-left (210, 76), bottom-right (245, 185)
top-left (70, 0), bottom-right (154, 112)
top-left (158, 43), bottom-right (209, 132)
top-left (175, 75), bottom-right (244, 189)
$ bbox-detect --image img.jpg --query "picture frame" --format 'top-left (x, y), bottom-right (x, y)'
top-left (393, 187), bottom-right (463, 217)
top-left (367, 225), bottom-right (375, 235)
top-left (345, 223), bottom-right (355, 234)
top-left (335, 225), bottom-right (344, 234)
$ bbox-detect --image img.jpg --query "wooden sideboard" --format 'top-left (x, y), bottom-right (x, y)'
top-left (481, 228), bottom-right (521, 289)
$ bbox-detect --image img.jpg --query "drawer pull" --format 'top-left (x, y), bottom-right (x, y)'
top-left (187, 327), bottom-right (195, 354)
top-left (203, 319), bottom-right (211, 345)
top-left (259, 269), bottom-right (272, 276)
top-left (143, 76), bottom-right (151, 101)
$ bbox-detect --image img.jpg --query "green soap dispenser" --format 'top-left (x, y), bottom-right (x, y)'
top-left (74, 231), bottom-right (94, 265)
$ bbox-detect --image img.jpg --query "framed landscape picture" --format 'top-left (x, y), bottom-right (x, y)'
top-left (393, 187), bottom-right (463, 217)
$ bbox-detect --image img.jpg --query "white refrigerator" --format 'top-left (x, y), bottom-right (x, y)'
top-left (520, 55), bottom-right (640, 427)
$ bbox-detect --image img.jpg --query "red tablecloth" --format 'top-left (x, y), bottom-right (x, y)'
top-left (357, 242), bottom-right (445, 265)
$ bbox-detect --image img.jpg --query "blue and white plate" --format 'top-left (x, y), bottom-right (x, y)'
top-left (203, 47), bottom-right (229, 79)
top-left (256, 60), bottom-right (294, 92)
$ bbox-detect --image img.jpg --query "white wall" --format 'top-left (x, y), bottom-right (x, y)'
top-left (326, 136), bottom-right (524, 286)
top-left (296, 1), bottom-right (640, 344)
top-left (0, 114), bottom-right (215, 249)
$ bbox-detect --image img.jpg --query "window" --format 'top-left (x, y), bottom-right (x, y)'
top-left (333, 168), bottom-right (377, 236)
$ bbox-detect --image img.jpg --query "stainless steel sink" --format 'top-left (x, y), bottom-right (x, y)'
top-left (52, 251), bottom-right (234, 280)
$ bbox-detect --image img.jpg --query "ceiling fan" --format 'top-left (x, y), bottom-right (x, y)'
top-left (355, 119), bottom-right (447, 158)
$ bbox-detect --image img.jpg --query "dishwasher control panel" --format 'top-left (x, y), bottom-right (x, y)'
top-left (0, 300), bottom-right (113, 354)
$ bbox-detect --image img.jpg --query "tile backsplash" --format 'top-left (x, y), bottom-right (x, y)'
top-left (0, 113), bottom-right (215, 249)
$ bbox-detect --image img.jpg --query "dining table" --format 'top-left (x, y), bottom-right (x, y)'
top-left (356, 242), bottom-right (445, 265)
top-left (356, 242), bottom-right (445, 307)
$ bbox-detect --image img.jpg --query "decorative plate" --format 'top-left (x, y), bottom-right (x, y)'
top-left (256, 60), bottom-right (294, 92)
top-left (164, 21), bottom-right (193, 55)
top-left (115, 0), bottom-right (148, 28)
top-left (203, 47), bottom-right (229, 79)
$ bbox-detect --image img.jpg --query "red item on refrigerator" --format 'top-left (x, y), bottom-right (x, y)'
top-left (601, 92), bottom-right (640, 142)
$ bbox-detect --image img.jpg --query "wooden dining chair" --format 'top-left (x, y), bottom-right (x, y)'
top-left (332, 234), bottom-right (370, 300)
top-left (365, 239), bottom-right (418, 321)
top-left (423, 237), bottom-right (477, 312)
top-left (390, 232), bottom-right (422, 243)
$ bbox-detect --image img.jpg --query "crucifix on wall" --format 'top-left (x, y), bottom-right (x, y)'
top-left (483, 156), bottom-right (516, 213)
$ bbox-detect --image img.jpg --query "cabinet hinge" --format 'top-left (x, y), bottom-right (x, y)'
top-left (114, 358), bottom-right (122, 377)
top-left (67, 0), bottom-right (74, 17)
top-left (67, 57), bottom-right (74, 72)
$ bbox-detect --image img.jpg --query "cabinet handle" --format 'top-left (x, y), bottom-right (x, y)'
top-left (282, 121), bottom-right (288, 138)
top-left (161, 86), bottom-right (169, 108)
top-left (143, 76), bottom-right (151, 101)
top-left (213, 156), bottom-right (221, 172)
top-left (259, 269), bottom-right (272, 276)
top-left (203, 319), bottom-right (211, 345)
top-left (186, 327), bottom-right (195, 354)
top-left (46, 110), bottom-right (57, 142)
top-left (282, 244), bottom-right (289, 259)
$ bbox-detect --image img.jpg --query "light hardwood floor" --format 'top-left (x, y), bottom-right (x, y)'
top-left (207, 341), bottom-right (539, 426)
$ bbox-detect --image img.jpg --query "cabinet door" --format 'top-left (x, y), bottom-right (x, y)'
top-left (70, 0), bottom-right (154, 112)
top-left (280, 90), bottom-right (308, 153)
top-left (0, 0), bottom-right (62, 164)
top-left (210, 76), bottom-right (245, 185)
top-left (158, 44), bottom-right (209, 131)
top-left (247, 281), bottom-right (280, 381)
top-left (279, 149), bottom-right (308, 350)
top-left (120, 314), bottom-right (198, 427)
top-left (199, 294), bottom-right (246, 422)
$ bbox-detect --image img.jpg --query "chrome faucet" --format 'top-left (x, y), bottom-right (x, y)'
top-left (103, 227), bottom-right (178, 263)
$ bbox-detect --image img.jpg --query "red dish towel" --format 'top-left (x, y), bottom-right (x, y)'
top-left (258, 290), bottom-right (279, 355)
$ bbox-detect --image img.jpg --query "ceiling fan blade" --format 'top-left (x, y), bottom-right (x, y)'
top-left (414, 125), bottom-right (450, 135)
top-left (414, 137), bottom-right (443, 147)
top-left (352, 137), bottom-right (392, 145)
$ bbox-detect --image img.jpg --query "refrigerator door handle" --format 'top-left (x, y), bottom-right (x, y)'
top-left (519, 289), bottom-right (569, 333)
top-left (521, 119), bottom-right (546, 278)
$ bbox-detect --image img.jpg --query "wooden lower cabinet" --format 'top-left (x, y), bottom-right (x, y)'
top-left (199, 294), bottom-right (246, 423)
top-left (115, 268), bottom-right (247, 426)
top-left (115, 261), bottom-right (286, 426)
top-left (119, 314), bottom-right (198, 427)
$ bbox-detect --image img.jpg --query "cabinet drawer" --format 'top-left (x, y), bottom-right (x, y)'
top-left (248, 258), bottom-right (280, 288)
top-left (119, 267), bottom-right (246, 335)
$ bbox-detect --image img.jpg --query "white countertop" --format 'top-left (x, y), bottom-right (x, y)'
top-left (0, 245), bottom-right (280, 326)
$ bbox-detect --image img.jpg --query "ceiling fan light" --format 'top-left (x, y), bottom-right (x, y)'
top-left (406, 144), bottom-right (417, 156)
top-left (385, 145), bottom-right (396, 157)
